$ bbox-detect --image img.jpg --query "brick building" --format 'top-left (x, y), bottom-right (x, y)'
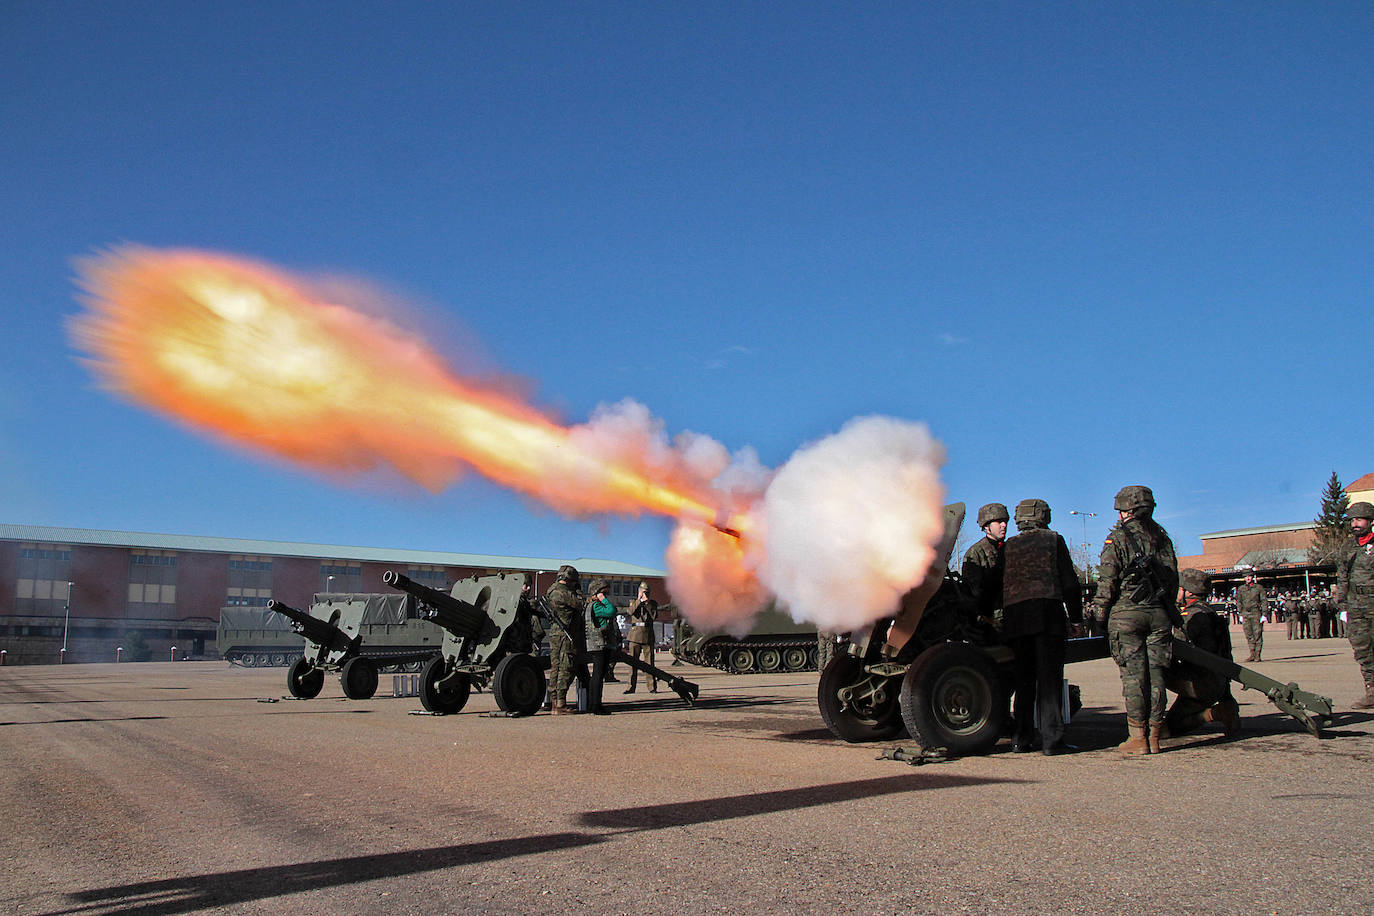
top-left (0, 524), bottom-right (665, 666)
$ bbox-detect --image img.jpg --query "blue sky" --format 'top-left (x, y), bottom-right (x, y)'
top-left (2, 1), bottom-right (1371, 571)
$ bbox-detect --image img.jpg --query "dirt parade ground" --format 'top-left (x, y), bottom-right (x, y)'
top-left (2, 634), bottom-right (1371, 916)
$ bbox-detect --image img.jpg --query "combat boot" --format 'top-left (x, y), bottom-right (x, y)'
top-left (1117, 719), bottom-right (1150, 756)
top-left (1148, 720), bottom-right (1167, 754)
top-left (1351, 686), bottom-right (1374, 710)
top-left (1204, 700), bottom-right (1241, 735)
top-left (551, 699), bottom-right (570, 716)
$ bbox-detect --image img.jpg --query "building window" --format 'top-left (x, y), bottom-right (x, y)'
top-left (128, 549), bottom-right (178, 612)
top-left (14, 542), bottom-right (74, 615)
top-left (320, 563), bottom-right (362, 594)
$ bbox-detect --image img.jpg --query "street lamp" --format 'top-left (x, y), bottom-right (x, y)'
top-left (1068, 511), bottom-right (1096, 568)
top-left (533, 570), bottom-right (544, 595)
top-left (327, 575), bottom-right (335, 593)
top-left (62, 581), bottom-right (74, 663)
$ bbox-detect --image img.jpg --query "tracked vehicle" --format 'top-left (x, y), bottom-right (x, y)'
top-left (673, 606), bottom-right (819, 674)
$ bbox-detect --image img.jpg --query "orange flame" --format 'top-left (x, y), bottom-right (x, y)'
top-left (70, 247), bottom-right (742, 526)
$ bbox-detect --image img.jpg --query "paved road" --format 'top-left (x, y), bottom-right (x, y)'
top-left (1, 639), bottom-right (1370, 915)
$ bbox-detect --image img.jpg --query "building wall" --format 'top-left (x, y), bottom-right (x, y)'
top-left (1, 534), bottom-right (664, 667)
top-left (1179, 528), bottom-right (1316, 572)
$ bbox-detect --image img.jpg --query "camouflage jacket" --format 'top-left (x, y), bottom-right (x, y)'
top-left (1092, 516), bottom-right (1178, 620)
top-left (1001, 527), bottom-right (1083, 637)
top-left (1181, 598), bottom-right (1232, 660)
top-left (1236, 583), bottom-right (1266, 618)
top-left (544, 581), bottom-right (584, 630)
top-left (961, 535), bottom-right (1005, 614)
top-left (1336, 538), bottom-right (1374, 613)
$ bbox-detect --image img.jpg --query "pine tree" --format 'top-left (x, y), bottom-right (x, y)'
top-left (1308, 471), bottom-right (1351, 566)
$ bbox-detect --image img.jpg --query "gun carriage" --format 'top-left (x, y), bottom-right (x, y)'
top-left (818, 503), bottom-right (1333, 755)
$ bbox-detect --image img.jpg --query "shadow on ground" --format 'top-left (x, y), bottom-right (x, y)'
top-left (53, 774), bottom-right (1021, 916)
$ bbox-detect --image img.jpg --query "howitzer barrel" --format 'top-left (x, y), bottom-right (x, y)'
top-left (267, 599), bottom-right (339, 644)
top-left (382, 570), bottom-right (486, 638)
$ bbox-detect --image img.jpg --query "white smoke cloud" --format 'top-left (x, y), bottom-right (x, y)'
top-left (667, 415), bottom-right (947, 635)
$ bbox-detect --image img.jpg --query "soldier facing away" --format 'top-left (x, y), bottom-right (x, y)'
top-left (1091, 485), bottom-right (1179, 756)
top-left (1236, 571), bottom-right (1266, 661)
top-left (1001, 499), bottom-right (1083, 755)
top-left (1337, 502), bottom-right (1374, 709)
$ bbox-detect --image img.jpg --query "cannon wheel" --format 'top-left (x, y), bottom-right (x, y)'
top-left (420, 656), bottom-right (471, 714)
top-left (757, 648), bottom-right (783, 672)
top-left (899, 642), bottom-right (1005, 756)
top-left (818, 654), bottom-right (904, 743)
top-left (492, 653), bottom-right (547, 716)
top-left (782, 647), bottom-right (809, 671)
top-left (340, 657), bottom-right (379, 700)
top-left (286, 657), bottom-right (325, 699)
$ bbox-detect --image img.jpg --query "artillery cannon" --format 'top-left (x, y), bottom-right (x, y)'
top-left (818, 503), bottom-right (1334, 755)
top-left (269, 594), bottom-right (442, 701)
top-left (383, 570), bottom-right (547, 716)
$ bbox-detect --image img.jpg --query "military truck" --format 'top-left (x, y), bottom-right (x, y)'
top-left (818, 503), bottom-right (1334, 755)
top-left (672, 605), bottom-right (818, 674)
top-left (270, 593), bottom-right (443, 700)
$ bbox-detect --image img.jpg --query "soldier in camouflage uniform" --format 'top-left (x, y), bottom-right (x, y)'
top-left (1236, 572), bottom-right (1267, 661)
top-left (545, 565), bottom-right (586, 715)
top-left (1306, 592), bottom-right (1324, 640)
top-left (1001, 499), bottom-right (1083, 755)
top-left (1091, 485), bottom-right (1179, 756)
top-left (962, 503), bottom-right (1009, 625)
top-left (1164, 569), bottom-right (1240, 737)
top-left (1337, 502), bottom-right (1374, 709)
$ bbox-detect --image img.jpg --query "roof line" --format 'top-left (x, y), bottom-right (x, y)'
top-left (0, 523), bottom-right (665, 577)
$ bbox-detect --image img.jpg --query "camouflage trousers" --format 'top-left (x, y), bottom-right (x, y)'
top-left (549, 627), bottom-right (585, 702)
top-left (1347, 605), bottom-right (1374, 691)
top-left (1107, 606), bottom-right (1174, 723)
top-left (1242, 615), bottom-right (1264, 658)
top-left (817, 632), bottom-right (838, 671)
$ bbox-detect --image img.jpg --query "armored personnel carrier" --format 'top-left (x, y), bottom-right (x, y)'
top-left (672, 605), bottom-right (818, 674)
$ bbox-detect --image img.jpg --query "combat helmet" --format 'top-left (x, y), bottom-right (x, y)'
top-left (1349, 502), bottom-right (1374, 520)
top-left (586, 578), bottom-right (609, 596)
top-left (976, 502), bottom-right (1010, 528)
top-left (1179, 568), bottom-right (1210, 597)
top-left (1114, 485), bottom-right (1156, 514)
top-left (1014, 498), bottom-right (1050, 529)
top-left (556, 564), bottom-right (581, 588)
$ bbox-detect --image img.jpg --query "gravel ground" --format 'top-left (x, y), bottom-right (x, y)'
top-left (1, 636), bottom-right (1370, 916)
